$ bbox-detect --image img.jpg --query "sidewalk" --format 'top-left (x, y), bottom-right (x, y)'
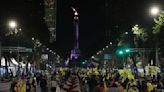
top-left (0, 82), bottom-right (11, 92)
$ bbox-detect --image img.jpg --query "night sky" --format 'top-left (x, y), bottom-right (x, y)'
top-left (0, 0), bottom-right (164, 59)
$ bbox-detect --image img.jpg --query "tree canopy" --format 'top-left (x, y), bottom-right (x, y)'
top-left (153, 12), bottom-right (164, 34)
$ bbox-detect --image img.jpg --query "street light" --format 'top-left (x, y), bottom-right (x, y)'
top-left (46, 48), bottom-right (49, 50)
top-left (32, 37), bottom-right (35, 41)
top-left (106, 46), bottom-right (109, 48)
top-left (8, 20), bottom-right (22, 35)
top-left (125, 32), bottom-right (128, 35)
top-left (8, 20), bottom-right (21, 73)
top-left (150, 6), bottom-right (160, 66)
top-left (110, 42), bottom-right (113, 45)
top-left (150, 6), bottom-right (160, 16)
top-left (91, 56), bottom-right (95, 59)
top-left (9, 20), bottom-right (17, 29)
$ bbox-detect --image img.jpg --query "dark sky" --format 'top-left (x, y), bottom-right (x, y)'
top-left (0, 0), bottom-right (164, 59)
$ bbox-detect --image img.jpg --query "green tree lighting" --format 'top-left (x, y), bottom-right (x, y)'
top-left (117, 48), bottom-right (131, 56)
top-left (119, 51), bottom-right (124, 55)
top-left (125, 48), bottom-right (130, 53)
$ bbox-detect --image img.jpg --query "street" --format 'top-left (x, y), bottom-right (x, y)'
top-left (0, 75), bottom-right (81, 92)
top-left (0, 82), bottom-right (10, 92)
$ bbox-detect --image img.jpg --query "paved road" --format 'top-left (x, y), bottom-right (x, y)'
top-left (0, 82), bottom-right (11, 92)
top-left (0, 82), bottom-right (42, 92)
top-left (0, 76), bottom-right (81, 92)
top-left (61, 75), bottom-right (81, 92)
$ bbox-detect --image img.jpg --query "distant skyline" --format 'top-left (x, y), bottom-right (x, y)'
top-left (0, 0), bottom-right (164, 59)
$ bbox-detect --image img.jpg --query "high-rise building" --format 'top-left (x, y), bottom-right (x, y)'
top-left (44, 0), bottom-right (56, 42)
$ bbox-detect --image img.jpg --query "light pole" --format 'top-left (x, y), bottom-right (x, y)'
top-left (150, 6), bottom-right (160, 67)
top-left (9, 21), bottom-right (17, 29)
top-left (8, 20), bottom-right (21, 73)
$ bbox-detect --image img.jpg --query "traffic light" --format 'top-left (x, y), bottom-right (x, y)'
top-left (125, 48), bottom-right (130, 53)
top-left (116, 48), bottom-right (131, 55)
top-left (119, 51), bottom-right (124, 55)
top-left (82, 62), bottom-right (85, 64)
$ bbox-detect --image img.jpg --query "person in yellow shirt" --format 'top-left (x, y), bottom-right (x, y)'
top-left (19, 78), bottom-right (26, 92)
top-left (147, 80), bottom-right (153, 92)
top-left (141, 72), bottom-right (144, 78)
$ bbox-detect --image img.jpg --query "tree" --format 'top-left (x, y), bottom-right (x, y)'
top-left (152, 12), bottom-right (164, 66)
top-left (152, 12), bottom-right (164, 49)
top-left (153, 12), bottom-right (164, 34)
top-left (131, 24), bottom-right (149, 72)
top-left (132, 24), bottom-right (148, 48)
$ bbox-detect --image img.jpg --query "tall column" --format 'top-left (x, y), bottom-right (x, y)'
top-left (70, 7), bottom-right (81, 61)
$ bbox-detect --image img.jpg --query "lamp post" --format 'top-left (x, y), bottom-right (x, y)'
top-left (9, 21), bottom-right (17, 29)
top-left (150, 6), bottom-right (160, 66)
top-left (150, 6), bottom-right (160, 16)
top-left (8, 20), bottom-right (21, 74)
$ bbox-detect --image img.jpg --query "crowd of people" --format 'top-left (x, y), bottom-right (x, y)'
top-left (78, 68), bottom-right (164, 92)
top-left (8, 67), bottom-right (164, 92)
top-left (10, 70), bottom-right (64, 92)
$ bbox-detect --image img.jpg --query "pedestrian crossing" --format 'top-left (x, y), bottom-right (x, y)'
top-left (61, 75), bottom-right (81, 92)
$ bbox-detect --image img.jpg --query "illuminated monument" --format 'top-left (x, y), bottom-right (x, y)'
top-left (70, 7), bottom-right (81, 60)
top-left (44, 0), bottom-right (56, 42)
